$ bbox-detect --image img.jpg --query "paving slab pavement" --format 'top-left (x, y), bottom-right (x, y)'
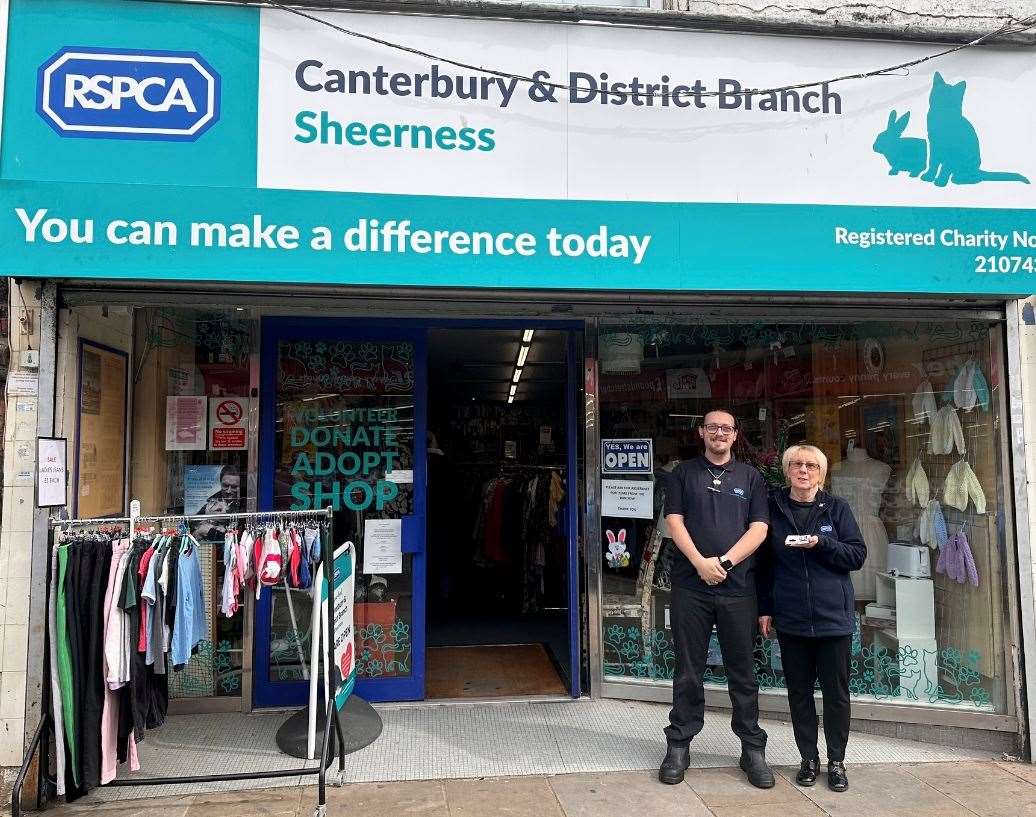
top-left (37, 761), bottom-right (1036, 817)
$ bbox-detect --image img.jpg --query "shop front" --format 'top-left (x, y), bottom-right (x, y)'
top-left (2, 0), bottom-right (1035, 754)
top-left (588, 311), bottom-right (1024, 744)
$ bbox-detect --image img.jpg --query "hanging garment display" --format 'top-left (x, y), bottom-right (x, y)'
top-left (47, 546), bottom-right (68, 796)
top-left (952, 359), bottom-right (991, 412)
top-left (50, 513), bottom-right (331, 800)
top-left (943, 460), bottom-right (987, 514)
top-left (52, 530), bottom-right (129, 798)
top-left (929, 405), bottom-right (966, 456)
top-left (936, 527), bottom-right (980, 587)
top-left (911, 379), bottom-right (938, 428)
top-left (471, 466), bottom-right (567, 613)
top-left (904, 458), bottom-right (930, 507)
top-left (917, 499), bottom-right (949, 550)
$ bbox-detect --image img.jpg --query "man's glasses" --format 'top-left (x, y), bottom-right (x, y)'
top-left (789, 460), bottom-right (821, 472)
top-left (704, 423), bottom-right (736, 435)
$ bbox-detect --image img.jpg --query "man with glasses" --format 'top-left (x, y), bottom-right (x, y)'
top-left (659, 409), bottom-right (773, 788)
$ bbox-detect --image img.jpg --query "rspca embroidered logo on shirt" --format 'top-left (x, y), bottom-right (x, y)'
top-left (734, 487), bottom-right (745, 496)
top-left (820, 525), bottom-right (833, 532)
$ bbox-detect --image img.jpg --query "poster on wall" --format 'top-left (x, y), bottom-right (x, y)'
top-left (208, 396), bottom-right (249, 450)
top-left (76, 341), bottom-right (127, 518)
top-left (184, 464), bottom-right (243, 541)
top-left (165, 396), bottom-right (207, 451)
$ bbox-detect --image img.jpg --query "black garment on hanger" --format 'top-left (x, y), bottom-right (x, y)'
top-left (165, 539), bottom-right (179, 655)
top-left (120, 546), bottom-right (148, 749)
top-left (80, 539), bottom-right (113, 792)
top-left (62, 542), bottom-right (86, 800)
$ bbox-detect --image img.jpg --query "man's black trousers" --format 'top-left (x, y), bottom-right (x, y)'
top-left (664, 586), bottom-right (767, 750)
top-left (776, 631), bottom-right (851, 762)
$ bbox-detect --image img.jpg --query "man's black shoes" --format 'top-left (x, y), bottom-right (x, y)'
top-left (658, 744), bottom-right (690, 784)
top-left (795, 757), bottom-right (819, 787)
top-left (828, 761), bottom-right (849, 792)
top-left (739, 748), bottom-right (775, 789)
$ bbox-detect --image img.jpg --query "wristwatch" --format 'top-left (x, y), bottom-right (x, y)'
top-left (719, 557), bottom-right (734, 571)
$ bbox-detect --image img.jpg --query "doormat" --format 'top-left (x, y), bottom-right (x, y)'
top-left (426, 643), bottom-right (567, 699)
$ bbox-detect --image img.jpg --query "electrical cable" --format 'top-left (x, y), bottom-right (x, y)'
top-left (265, 1), bottom-right (1036, 102)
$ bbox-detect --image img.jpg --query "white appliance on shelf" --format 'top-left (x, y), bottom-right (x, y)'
top-left (886, 541), bottom-right (931, 578)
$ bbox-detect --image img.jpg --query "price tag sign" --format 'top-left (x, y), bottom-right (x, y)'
top-left (36, 436), bottom-right (67, 508)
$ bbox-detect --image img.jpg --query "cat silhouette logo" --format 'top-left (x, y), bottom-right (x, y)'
top-left (873, 72), bottom-right (1029, 186)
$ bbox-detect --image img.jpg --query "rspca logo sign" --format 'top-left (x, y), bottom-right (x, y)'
top-left (37, 47), bottom-right (220, 141)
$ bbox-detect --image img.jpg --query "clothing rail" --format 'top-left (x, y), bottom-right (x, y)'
top-left (50, 516), bottom-right (132, 526)
top-left (14, 504), bottom-right (347, 817)
top-left (133, 509), bottom-right (329, 524)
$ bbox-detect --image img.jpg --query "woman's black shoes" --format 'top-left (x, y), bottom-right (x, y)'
top-left (658, 744), bottom-right (690, 784)
top-left (796, 757), bottom-right (847, 791)
top-left (827, 761), bottom-right (849, 792)
top-left (795, 757), bottom-right (819, 786)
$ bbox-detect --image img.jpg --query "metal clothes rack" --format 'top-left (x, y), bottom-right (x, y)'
top-left (13, 505), bottom-right (347, 817)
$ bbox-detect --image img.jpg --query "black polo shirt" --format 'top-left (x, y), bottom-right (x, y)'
top-left (663, 455), bottom-right (769, 596)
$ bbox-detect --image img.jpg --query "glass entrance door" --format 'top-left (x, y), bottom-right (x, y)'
top-left (255, 319), bottom-right (427, 706)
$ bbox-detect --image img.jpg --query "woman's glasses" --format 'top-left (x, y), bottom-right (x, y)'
top-left (789, 460), bottom-right (821, 472)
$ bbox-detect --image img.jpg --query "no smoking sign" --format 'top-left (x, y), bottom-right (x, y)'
top-left (209, 396), bottom-right (249, 450)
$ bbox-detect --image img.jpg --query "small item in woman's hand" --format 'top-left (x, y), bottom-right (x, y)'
top-left (785, 535), bottom-right (812, 547)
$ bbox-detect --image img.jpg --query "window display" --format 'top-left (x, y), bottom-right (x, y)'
top-left (129, 308), bottom-right (255, 699)
top-left (598, 317), bottom-right (1011, 713)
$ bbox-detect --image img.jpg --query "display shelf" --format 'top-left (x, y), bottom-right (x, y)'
top-left (868, 572), bottom-right (938, 697)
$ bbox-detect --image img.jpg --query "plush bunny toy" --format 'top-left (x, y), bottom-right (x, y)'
top-left (873, 110), bottom-right (927, 177)
top-left (605, 529), bottom-right (631, 568)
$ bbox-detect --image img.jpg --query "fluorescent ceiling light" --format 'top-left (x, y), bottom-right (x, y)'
top-left (517, 344), bottom-right (530, 368)
top-left (523, 329), bottom-right (535, 343)
top-left (513, 368), bottom-right (523, 383)
top-left (509, 383), bottom-right (517, 396)
top-left (507, 395), bottom-right (514, 404)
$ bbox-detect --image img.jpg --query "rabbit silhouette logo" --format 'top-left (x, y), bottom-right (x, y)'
top-left (873, 72), bottom-right (1029, 186)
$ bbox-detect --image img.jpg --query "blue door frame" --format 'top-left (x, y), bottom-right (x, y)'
top-left (255, 317), bottom-right (581, 708)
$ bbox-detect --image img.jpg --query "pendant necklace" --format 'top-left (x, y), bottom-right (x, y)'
top-left (706, 466), bottom-right (724, 487)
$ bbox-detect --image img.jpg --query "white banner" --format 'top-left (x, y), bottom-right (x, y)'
top-left (258, 10), bottom-right (1036, 210)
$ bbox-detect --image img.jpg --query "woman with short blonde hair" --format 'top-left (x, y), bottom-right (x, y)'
top-left (780, 444), bottom-right (828, 485)
top-left (757, 444), bottom-right (866, 793)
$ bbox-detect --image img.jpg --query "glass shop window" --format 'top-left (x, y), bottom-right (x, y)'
top-left (130, 308), bottom-right (256, 699)
top-left (598, 317), bottom-right (1011, 713)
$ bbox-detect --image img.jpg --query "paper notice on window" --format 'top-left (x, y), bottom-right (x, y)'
top-left (362, 518), bottom-right (403, 574)
top-left (165, 396), bottom-right (207, 451)
top-left (601, 479), bottom-right (654, 519)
